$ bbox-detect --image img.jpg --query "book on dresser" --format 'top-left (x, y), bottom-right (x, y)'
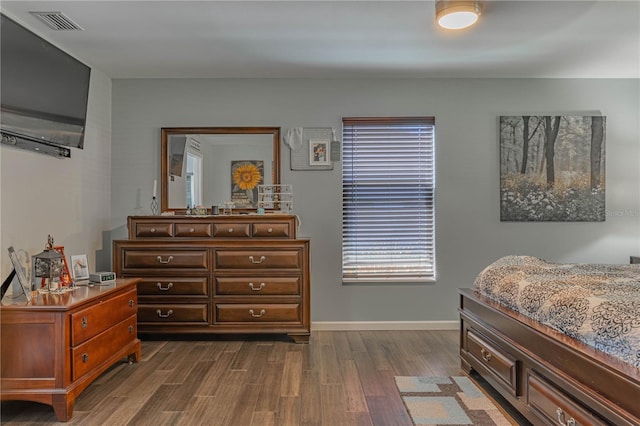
top-left (112, 215), bottom-right (310, 343)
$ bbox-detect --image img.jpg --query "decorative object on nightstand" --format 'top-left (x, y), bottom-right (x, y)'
top-left (631, 256), bottom-right (640, 264)
top-left (31, 235), bottom-right (65, 292)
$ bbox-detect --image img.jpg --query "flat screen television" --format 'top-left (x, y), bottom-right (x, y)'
top-left (1, 13), bottom-right (91, 156)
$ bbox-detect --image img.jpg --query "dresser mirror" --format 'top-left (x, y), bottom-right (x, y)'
top-left (161, 127), bottom-right (281, 213)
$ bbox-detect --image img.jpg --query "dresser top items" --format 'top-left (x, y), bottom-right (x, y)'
top-left (0, 278), bottom-right (138, 309)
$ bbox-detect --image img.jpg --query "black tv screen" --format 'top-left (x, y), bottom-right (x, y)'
top-left (1, 13), bottom-right (91, 150)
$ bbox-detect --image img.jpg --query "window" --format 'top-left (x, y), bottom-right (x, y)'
top-left (342, 117), bottom-right (436, 282)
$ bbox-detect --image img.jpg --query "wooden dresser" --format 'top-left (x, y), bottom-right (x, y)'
top-left (0, 278), bottom-right (141, 421)
top-left (113, 215), bottom-right (310, 343)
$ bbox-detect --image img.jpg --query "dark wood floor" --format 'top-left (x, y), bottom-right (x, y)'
top-left (1, 330), bottom-right (522, 425)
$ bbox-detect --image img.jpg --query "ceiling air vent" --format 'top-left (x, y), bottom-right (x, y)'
top-left (30, 11), bottom-right (83, 31)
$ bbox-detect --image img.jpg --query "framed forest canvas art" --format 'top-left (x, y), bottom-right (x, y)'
top-left (500, 115), bottom-right (606, 222)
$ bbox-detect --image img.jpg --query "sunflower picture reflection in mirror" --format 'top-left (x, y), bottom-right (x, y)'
top-left (231, 160), bottom-right (264, 208)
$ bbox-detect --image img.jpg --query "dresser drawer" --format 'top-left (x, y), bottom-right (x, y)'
top-left (527, 372), bottom-right (607, 426)
top-left (252, 223), bottom-right (291, 238)
top-left (215, 250), bottom-right (302, 270)
top-left (135, 222), bottom-right (173, 238)
top-left (122, 249), bottom-right (208, 270)
top-left (215, 303), bottom-right (301, 323)
top-left (213, 223), bottom-right (250, 237)
top-left (71, 315), bottom-right (137, 381)
top-left (137, 277), bottom-right (208, 296)
top-left (175, 222), bottom-right (212, 237)
top-left (138, 304), bottom-right (208, 324)
top-left (215, 277), bottom-right (300, 295)
top-left (466, 329), bottom-right (518, 395)
top-left (71, 288), bottom-right (137, 346)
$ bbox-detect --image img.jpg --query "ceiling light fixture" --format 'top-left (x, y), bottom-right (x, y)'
top-left (436, 1), bottom-right (482, 30)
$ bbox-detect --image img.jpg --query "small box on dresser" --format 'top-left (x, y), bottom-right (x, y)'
top-left (113, 215), bottom-right (310, 343)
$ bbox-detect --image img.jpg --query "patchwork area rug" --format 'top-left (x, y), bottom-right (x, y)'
top-left (394, 376), bottom-right (513, 426)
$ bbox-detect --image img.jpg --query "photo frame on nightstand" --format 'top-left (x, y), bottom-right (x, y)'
top-left (71, 254), bottom-right (90, 281)
top-left (6, 246), bottom-right (32, 301)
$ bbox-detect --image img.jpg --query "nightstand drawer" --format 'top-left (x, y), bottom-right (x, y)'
top-left (71, 288), bottom-right (137, 346)
top-left (175, 223), bottom-right (212, 237)
top-left (215, 277), bottom-right (300, 295)
top-left (215, 250), bottom-right (302, 270)
top-left (137, 277), bottom-right (208, 296)
top-left (214, 303), bottom-right (301, 323)
top-left (213, 223), bottom-right (250, 237)
top-left (71, 315), bottom-right (137, 381)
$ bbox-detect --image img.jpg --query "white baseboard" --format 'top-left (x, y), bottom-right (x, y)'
top-left (310, 321), bottom-right (459, 331)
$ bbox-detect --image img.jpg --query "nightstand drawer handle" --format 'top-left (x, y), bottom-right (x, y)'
top-left (156, 309), bottom-right (173, 318)
top-left (189, 228), bottom-right (195, 232)
top-left (128, 325), bottom-right (134, 334)
top-left (249, 282), bottom-right (265, 291)
top-left (81, 316), bottom-right (88, 328)
top-left (556, 408), bottom-right (576, 426)
top-left (157, 255), bottom-right (174, 264)
top-left (150, 228), bottom-right (156, 233)
top-left (129, 299), bottom-right (135, 307)
top-left (249, 309), bottom-right (266, 318)
top-left (82, 353), bottom-right (89, 363)
top-left (249, 255), bottom-right (266, 264)
top-left (228, 228), bottom-right (234, 233)
top-left (267, 227), bottom-right (273, 233)
top-left (480, 348), bottom-right (492, 362)
top-left (157, 282), bottom-right (174, 291)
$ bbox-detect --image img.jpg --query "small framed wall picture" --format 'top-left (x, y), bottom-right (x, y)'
top-left (71, 254), bottom-right (90, 281)
top-left (309, 139), bottom-right (331, 166)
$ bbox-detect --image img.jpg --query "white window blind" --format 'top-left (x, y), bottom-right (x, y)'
top-left (342, 117), bottom-right (436, 282)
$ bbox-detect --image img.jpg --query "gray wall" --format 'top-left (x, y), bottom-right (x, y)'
top-left (1, 68), bottom-right (113, 280)
top-left (111, 78), bottom-right (640, 322)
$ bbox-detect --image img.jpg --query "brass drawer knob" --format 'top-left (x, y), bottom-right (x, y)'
top-left (157, 282), bottom-right (174, 291)
top-left (249, 255), bottom-right (266, 264)
top-left (157, 255), bottom-right (174, 264)
top-left (156, 309), bottom-right (173, 318)
top-left (267, 227), bottom-right (273, 233)
top-left (249, 282), bottom-right (265, 291)
top-left (189, 228), bottom-right (195, 233)
top-left (150, 228), bottom-right (156, 233)
top-left (249, 309), bottom-right (266, 318)
top-left (228, 228), bottom-right (234, 233)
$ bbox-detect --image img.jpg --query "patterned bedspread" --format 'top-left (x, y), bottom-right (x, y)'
top-left (473, 255), bottom-right (640, 369)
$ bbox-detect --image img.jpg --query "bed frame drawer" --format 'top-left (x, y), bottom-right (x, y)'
top-left (466, 329), bottom-right (518, 395)
top-left (527, 372), bottom-right (607, 426)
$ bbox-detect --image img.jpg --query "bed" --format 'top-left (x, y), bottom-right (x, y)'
top-left (459, 256), bottom-right (640, 426)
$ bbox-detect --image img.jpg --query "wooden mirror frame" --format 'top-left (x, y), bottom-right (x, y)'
top-left (160, 127), bottom-right (281, 214)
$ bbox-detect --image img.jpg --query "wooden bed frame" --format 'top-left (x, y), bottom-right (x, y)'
top-left (459, 288), bottom-right (640, 426)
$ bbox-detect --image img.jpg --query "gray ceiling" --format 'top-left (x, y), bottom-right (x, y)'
top-left (1, 1), bottom-right (639, 79)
